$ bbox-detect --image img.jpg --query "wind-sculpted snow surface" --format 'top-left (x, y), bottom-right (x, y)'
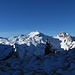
top-left (0, 31), bottom-right (75, 75)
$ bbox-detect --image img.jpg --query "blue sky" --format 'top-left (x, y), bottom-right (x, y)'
top-left (0, 0), bottom-right (75, 37)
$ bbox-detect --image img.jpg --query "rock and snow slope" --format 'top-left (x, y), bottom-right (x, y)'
top-left (55, 32), bottom-right (75, 50)
top-left (0, 31), bottom-right (75, 75)
top-left (0, 31), bottom-right (75, 50)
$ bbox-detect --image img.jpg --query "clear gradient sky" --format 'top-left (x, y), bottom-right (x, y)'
top-left (0, 0), bottom-right (75, 37)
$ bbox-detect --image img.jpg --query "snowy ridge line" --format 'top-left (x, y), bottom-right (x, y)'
top-left (0, 31), bottom-right (75, 50)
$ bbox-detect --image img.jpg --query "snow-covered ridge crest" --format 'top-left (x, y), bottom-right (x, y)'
top-left (0, 31), bottom-right (75, 50)
top-left (0, 31), bottom-right (45, 46)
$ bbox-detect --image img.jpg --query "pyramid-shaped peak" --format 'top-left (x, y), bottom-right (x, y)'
top-left (28, 31), bottom-right (44, 37)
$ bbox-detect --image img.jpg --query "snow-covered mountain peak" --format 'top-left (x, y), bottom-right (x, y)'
top-left (57, 32), bottom-right (71, 38)
top-left (54, 32), bottom-right (75, 50)
top-left (7, 31), bottom-right (45, 46)
top-left (0, 31), bottom-right (75, 51)
top-left (55, 32), bottom-right (72, 41)
top-left (28, 31), bottom-right (44, 37)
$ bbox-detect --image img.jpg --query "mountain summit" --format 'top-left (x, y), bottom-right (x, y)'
top-left (55, 32), bottom-right (75, 50)
top-left (28, 31), bottom-right (44, 37)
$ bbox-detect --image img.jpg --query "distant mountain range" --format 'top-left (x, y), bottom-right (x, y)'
top-left (0, 31), bottom-right (75, 75)
top-left (0, 31), bottom-right (75, 50)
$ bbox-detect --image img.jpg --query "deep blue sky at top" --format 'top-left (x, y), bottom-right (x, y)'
top-left (0, 0), bottom-right (75, 37)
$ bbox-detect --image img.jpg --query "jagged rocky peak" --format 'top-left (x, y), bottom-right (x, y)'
top-left (54, 32), bottom-right (75, 50)
top-left (56, 32), bottom-right (72, 41)
top-left (58, 32), bottom-right (71, 37)
top-left (28, 31), bottom-right (44, 37)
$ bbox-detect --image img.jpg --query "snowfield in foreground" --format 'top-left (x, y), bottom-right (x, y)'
top-left (0, 31), bottom-right (75, 75)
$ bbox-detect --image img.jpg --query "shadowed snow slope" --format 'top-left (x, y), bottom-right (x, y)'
top-left (0, 31), bottom-right (75, 75)
top-left (0, 47), bottom-right (75, 75)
